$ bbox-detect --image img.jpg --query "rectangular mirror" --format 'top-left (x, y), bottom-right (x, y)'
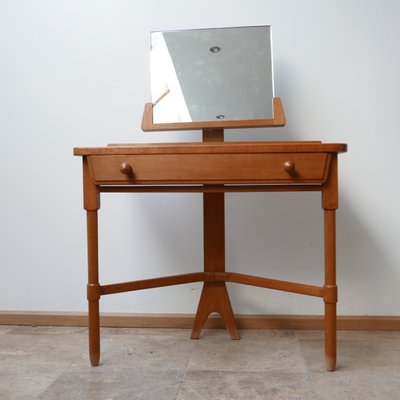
top-left (150, 25), bottom-right (274, 124)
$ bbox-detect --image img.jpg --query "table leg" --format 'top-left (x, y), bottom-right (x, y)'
top-left (324, 209), bottom-right (337, 371)
top-left (83, 157), bottom-right (101, 367)
top-left (191, 282), bottom-right (240, 339)
top-left (191, 192), bottom-right (240, 340)
top-left (322, 154), bottom-right (339, 371)
top-left (87, 210), bottom-right (100, 366)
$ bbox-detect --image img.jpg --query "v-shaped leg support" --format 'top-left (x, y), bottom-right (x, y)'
top-left (191, 189), bottom-right (240, 340)
top-left (191, 281), bottom-right (240, 339)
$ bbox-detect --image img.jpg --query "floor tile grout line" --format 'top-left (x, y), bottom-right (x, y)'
top-left (34, 345), bottom-right (89, 399)
top-left (296, 333), bottom-right (320, 400)
top-left (3, 327), bottom-right (400, 400)
top-left (174, 333), bottom-right (200, 399)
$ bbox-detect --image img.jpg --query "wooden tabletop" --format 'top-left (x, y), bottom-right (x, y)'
top-left (74, 141), bottom-right (347, 156)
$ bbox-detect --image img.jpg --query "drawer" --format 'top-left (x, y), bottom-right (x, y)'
top-left (88, 153), bottom-right (330, 184)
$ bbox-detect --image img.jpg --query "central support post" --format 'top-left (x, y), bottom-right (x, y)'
top-left (191, 129), bottom-right (240, 340)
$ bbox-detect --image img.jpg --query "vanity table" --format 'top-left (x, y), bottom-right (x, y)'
top-left (74, 26), bottom-right (347, 371)
top-left (74, 98), bottom-right (346, 371)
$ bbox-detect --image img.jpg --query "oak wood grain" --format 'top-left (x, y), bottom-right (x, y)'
top-left (75, 135), bottom-right (347, 371)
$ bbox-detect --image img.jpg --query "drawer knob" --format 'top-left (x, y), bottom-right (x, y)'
top-left (120, 162), bottom-right (134, 176)
top-left (283, 160), bottom-right (296, 173)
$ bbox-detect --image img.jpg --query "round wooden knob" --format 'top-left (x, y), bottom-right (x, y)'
top-left (120, 162), bottom-right (133, 175)
top-left (283, 160), bottom-right (296, 173)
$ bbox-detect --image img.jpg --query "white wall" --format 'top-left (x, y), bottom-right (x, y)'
top-left (1, 0), bottom-right (399, 316)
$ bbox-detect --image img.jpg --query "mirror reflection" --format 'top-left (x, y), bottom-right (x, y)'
top-left (150, 26), bottom-right (274, 124)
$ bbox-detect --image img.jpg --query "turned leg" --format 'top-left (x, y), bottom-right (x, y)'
top-left (87, 210), bottom-right (101, 366)
top-left (324, 209), bottom-right (337, 371)
top-left (83, 157), bottom-right (101, 366)
top-left (322, 154), bottom-right (338, 371)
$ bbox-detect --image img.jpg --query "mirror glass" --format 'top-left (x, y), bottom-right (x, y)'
top-left (150, 26), bottom-right (274, 124)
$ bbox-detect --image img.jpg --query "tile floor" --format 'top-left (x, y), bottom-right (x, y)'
top-left (0, 325), bottom-right (399, 399)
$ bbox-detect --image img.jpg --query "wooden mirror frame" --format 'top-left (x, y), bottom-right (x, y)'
top-left (142, 97), bottom-right (285, 131)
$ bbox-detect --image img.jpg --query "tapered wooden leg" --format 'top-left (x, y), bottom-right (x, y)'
top-left (88, 298), bottom-right (100, 366)
top-left (325, 302), bottom-right (336, 371)
top-left (83, 157), bottom-right (101, 367)
top-left (87, 210), bottom-right (100, 366)
top-left (324, 209), bottom-right (337, 371)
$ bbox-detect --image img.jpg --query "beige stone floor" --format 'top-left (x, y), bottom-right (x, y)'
top-left (0, 325), bottom-right (399, 399)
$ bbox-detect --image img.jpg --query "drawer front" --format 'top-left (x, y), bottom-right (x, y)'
top-left (88, 153), bottom-right (330, 184)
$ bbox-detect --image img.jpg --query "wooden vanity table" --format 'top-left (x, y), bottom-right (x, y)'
top-left (74, 98), bottom-right (347, 371)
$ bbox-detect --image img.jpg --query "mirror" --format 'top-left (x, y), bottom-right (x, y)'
top-left (150, 26), bottom-right (274, 124)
